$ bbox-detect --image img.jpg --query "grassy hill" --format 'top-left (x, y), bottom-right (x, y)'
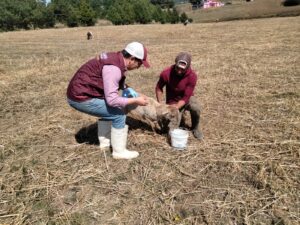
top-left (0, 16), bottom-right (299, 224)
top-left (176, 0), bottom-right (300, 22)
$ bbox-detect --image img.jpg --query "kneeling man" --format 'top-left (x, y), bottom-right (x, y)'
top-left (155, 52), bottom-right (203, 140)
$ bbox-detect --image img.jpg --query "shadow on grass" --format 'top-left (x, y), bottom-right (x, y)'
top-left (126, 117), bottom-right (155, 132)
top-left (74, 117), bottom-right (156, 145)
top-left (75, 122), bottom-right (99, 145)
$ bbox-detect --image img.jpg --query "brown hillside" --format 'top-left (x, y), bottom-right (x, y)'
top-left (176, 0), bottom-right (300, 22)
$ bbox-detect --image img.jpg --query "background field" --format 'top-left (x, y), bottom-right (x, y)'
top-left (0, 15), bottom-right (299, 224)
top-left (176, 0), bottom-right (300, 22)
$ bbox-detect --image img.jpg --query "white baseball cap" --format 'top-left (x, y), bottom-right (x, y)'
top-left (124, 42), bottom-right (150, 68)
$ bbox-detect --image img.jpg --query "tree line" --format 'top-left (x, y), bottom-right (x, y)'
top-left (0, 0), bottom-right (192, 32)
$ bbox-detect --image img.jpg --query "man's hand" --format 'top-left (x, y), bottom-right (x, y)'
top-left (171, 100), bottom-right (186, 110)
top-left (135, 96), bottom-right (148, 106)
top-left (127, 95), bottom-right (148, 106)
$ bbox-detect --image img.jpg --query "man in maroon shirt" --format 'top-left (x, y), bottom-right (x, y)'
top-left (155, 52), bottom-right (203, 140)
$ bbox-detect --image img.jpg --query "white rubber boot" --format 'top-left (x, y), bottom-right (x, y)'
top-left (111, 125), bottom-right (139, 159)
top-left (97, 120), bottom-right (111, 149)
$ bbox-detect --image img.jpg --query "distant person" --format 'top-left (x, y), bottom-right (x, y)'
top-left (87, 31), bottom-right (93, 40)
top-left (67, 42), bottom-right (150, 159)
top-left (155, 52), bottom-right (203, 140)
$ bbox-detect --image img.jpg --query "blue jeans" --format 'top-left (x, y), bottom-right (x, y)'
top-left (67, 98), bottom-right (126, 129)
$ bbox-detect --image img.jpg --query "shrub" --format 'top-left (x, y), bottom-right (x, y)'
top-left (282, 0), bottom-right (300, 6)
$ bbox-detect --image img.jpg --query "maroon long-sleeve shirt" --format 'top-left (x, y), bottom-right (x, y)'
top-left (156, 65), bottom-right (198, 104)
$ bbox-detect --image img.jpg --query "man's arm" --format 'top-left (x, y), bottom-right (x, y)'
top-left (172, 100), bottom-right (186, 110)
top-left (155, 76), bottom-right (166, 103)
top-left (103, 65), bottom-right (128, 108)
top-left (156, 88), bottom-right (164, 103)
top-left (103, 66), bottom-right (148, 107)
top-left (127, 96), bottom-right (148, 106)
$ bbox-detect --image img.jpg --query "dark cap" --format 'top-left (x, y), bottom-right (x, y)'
top-left (175, 52), bottom-right (191, 70)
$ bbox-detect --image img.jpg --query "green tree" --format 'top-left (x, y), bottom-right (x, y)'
top-left (66, 7), bottom-right (79, 27)
top-left (31, 1), bottom-right (55, 28)
top-left (90, 0), bottom-right (107, 18)
top-left (189, 0), bottom-right (204, 8)
top-left (15, 0), bottom-right (34, 29)
top-left (180, 12), bottom-right (188, 23)
top-left (283, 0), bottom-right (300, 6)
top-left (77, 0), bottom-right (96, 26)
top-left (107, 0), bottom-right (134, 25)
top-left (131, 0), bottom-right (153, 24)
top-left (165, 8), bottom-right (179, 24)
top-left (152, 5), bottom-right (166, 24)
top-left (49, 0), bottom-right (74, 23)
top-left (0, 0), bottom-right (50, 31)
top-left (0, 0), bottom-right (17, 31)
top-left (106, 0), bottom-right (179, 25)
top-left (150, 0), bottom-right (174, 8)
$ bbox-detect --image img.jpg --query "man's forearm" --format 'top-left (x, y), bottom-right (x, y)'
top-left (156, 90), bottom-right (163, 103)
top-left (174, 100), bottom-right (186, 110)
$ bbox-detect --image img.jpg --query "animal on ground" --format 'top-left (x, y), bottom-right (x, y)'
top-left (125, 97), bottom-right (181, 133)
top-left (87, 31), bottom-right (93, 40)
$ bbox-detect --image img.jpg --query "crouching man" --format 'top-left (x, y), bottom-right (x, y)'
top-left (155, 52), bottom-right (203, 140)
top-left (67, 42), bottom-right (150, 159)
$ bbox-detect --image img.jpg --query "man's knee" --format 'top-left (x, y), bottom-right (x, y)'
top-left (187, 96), bottom-right (201, 114)
top-left (111, 115), bottom-right (126, 129)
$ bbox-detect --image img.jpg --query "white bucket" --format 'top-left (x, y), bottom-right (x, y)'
top-left (170, 128), bottom-right (189, 150)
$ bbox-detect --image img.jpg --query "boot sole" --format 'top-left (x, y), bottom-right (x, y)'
top-left (112, 153), bottom-right (139, 159)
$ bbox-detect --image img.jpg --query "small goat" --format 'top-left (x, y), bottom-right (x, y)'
top-left (125, 97), bottom-right (180, 133)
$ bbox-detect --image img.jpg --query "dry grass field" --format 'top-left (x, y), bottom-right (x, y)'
top-left (0, 16), bottom-right (299, 224)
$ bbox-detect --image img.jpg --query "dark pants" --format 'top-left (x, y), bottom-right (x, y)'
top-left (179, 96), bottom-right (203, 140)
